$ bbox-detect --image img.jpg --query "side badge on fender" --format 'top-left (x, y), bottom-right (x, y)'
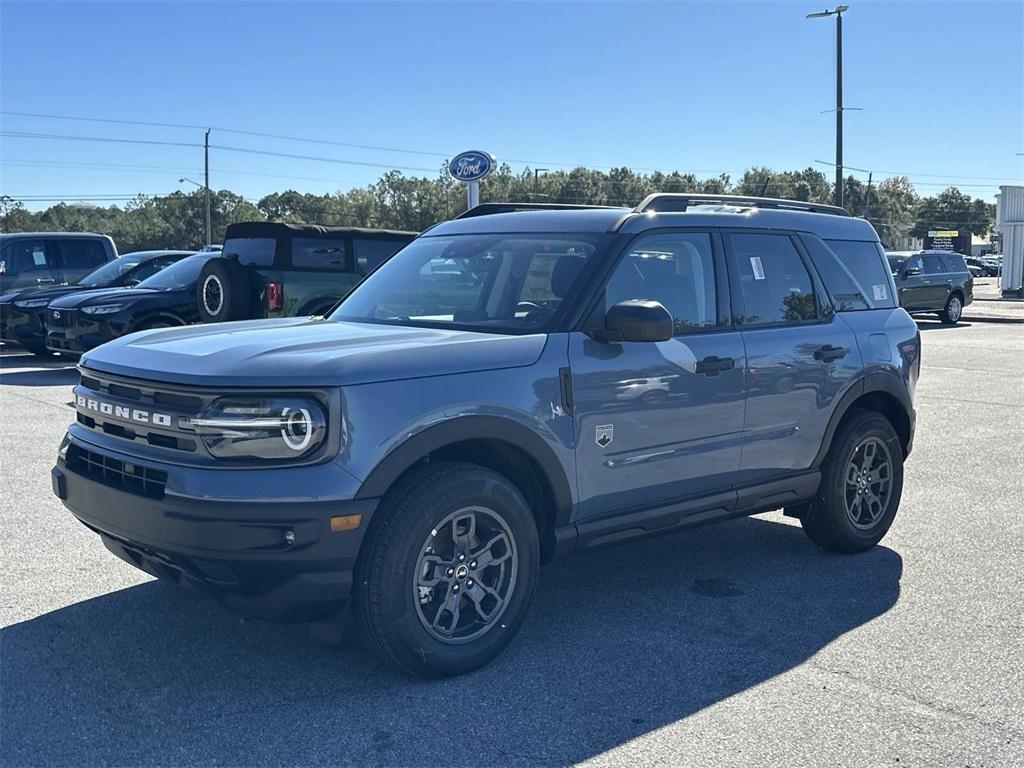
top-left (595, 424), bottom-right (614, 448)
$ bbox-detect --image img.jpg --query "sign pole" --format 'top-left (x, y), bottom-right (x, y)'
top-left (467, 181), bottom-right (479, 210)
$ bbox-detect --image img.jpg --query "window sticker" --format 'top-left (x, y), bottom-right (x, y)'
top-left (750, 256), bottom-right (766, 280)
top-left (872, 284), bottom-right (888, 301)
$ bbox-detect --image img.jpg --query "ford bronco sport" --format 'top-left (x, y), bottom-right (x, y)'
top-left (52, 195), bottom-right (919, 677)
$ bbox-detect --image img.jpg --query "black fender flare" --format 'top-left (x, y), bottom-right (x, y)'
top-left (354, 415), bottom-right (575, 529)
top-left (812, 370), bottom-right (914, 468)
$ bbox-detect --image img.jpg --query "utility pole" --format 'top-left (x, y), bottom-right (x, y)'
top-left (533, 168), bottom-right (548, 197)
top-left (807, 5), bottom-right (849, 209)
top-left (865, 170), bottom-right (873, 219)
top-left (204, 128), bottom-right (212, 246)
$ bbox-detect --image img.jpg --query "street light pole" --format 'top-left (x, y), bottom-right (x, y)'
top-left (807, 5), bottom-right (850, 209)
top-left (203, 128), bottom-right (212, 246)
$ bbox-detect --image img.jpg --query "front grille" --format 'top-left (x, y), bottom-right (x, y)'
top-left (50, 309), bottom-right (76, 328)
top-left (73, 368), bottom-right (210, 455)
top-left (66, 444), bottom-right (167, 499)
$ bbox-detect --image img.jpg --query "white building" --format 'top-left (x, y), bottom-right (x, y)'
top-left (997, 186), bottom-right (1024, 298)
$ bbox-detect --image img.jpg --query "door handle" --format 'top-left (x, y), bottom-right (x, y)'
top-left (695, 355), bottom-right (735, 376)
top-left (813, 344), bottom-right (847, 363)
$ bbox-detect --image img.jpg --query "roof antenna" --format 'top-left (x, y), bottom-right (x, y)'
top-left (759, 176), bottom-right (771, 196)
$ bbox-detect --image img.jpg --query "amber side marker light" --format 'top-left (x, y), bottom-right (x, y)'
top-left (330, 514), bottom-right (362, 532)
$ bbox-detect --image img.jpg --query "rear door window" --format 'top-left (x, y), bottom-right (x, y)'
top-left (941, 253), bottom-right (967, 273)
top-left (814, 238), bottom-right (896, 309)
top-left (354, 237), bottom-right (409, 275)
top-left (58, 238), bottom-right (109, 273)
top-left (291, 238), bottom-right (350, 271)
top-left (922, 254), bottom-right (946, 275)
top-left (728, 232), bottom-right (818, 326)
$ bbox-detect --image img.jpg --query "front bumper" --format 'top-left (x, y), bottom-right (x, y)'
top-left (46, 313), bottom-right (115, 354)
top-left (2, 306), bottom-right (48, 347)
top-left (53, 438), bottom-right (377, 623)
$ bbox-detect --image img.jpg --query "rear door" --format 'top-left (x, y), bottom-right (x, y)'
top-left (921, 253), bottom-right (950, 308)
top-left (354, 236), bottom-right (411, 278)
top-left (726, 230), bottom-right (862, 485)
top-left (57, 238), bottom-right (110, 284)
top-left (282, 236), bottom-right (356, 315)
top-left (570, 229), bottom-right (746, 519)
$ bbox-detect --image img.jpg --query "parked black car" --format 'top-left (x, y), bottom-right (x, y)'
top-left (0, 250), bottom-right (193, 356)
top-left (963, 256), bottom-right (999, 277)
top-left (887, 250), bottom-right (974, 325)
top-left (46, 253), bottom-right (217, 355)
top-left (0, 232), bottom-right (116, 293)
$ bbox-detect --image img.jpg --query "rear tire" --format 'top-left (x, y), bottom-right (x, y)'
top-left (354, 462), bottom-right (540, 678)
top-left (801, 409), bottom-right (904, 553)
top-left (196, 258), bottom-right (252, 323)
top-left (939, 293), bottom-right (963, 325)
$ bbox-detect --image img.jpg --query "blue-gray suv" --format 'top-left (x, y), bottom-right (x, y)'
top-left (52, 195), bottom-right (920, 677)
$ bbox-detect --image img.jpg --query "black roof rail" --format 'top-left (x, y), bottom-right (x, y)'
top-left (635, 193), bottom-right (852, 217)
top-left (454, 202), bottom-right (625, 220)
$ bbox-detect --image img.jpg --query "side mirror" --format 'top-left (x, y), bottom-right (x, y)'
top-left (594, 300), bottom-right (673, 343)
top-left (902, 266), bottom-right (921, 277)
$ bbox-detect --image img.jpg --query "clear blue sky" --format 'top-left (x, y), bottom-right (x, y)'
top-left (1, 0), bottom-right (1022, 210)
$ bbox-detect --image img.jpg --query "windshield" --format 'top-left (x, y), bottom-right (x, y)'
top-left (79, 253), bottom-right (151, 287)
top-left (137, 254), bottom-right (212, 291)
top-left (331, 234), bottom-right (600, 333)
top-left (886, 254), bottom-right (908, 274)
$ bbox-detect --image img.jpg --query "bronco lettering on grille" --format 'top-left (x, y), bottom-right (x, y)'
top-left (76, 394), bottom-right (172, 427)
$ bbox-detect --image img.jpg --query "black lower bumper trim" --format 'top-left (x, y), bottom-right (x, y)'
top-left (54, 463), bottom-right (378, 623)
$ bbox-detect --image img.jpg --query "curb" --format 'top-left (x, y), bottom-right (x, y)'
top-left (961, 315), bottom-right (1024, 325)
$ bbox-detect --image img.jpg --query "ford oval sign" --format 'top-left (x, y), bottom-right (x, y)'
top-left (448, 151), bottom-right (496, 182)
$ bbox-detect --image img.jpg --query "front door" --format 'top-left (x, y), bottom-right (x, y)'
top-left (897, 254), bottom-right (930, 310)
top-left (570, 230), bottom-right (745, 520)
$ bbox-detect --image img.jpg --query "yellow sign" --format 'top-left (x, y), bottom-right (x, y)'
top-left (928, 230), bottom-right (959, 237)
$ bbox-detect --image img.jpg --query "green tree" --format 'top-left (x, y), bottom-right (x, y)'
top-left (912, 187), bottom-right (995, 238)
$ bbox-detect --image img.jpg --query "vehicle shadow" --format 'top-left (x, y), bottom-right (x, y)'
top-left (915, 320), bottom-right (973, 331)
top-left (0, 353), bottom-right (79, 386)
top-left (0, 516), bottom-right (902, 766)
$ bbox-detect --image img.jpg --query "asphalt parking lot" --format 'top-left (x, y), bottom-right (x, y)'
top-left (1, 320), bottom-right (1022, 768)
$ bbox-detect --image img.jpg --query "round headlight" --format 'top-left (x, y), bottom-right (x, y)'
top-left (191, 396), bottom-right (327, 460)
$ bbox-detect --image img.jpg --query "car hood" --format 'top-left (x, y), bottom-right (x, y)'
top-left (81, 318), bottom-right (549, 387)
top-left (49, 287), bottom-right (157, 309)
top-left (7, 284), bottom-right (104, 306)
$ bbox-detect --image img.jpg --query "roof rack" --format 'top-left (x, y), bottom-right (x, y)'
top-left (454, 202), bottom-right (625, 220)
top-left (635, 193), bottom-right (851, 217)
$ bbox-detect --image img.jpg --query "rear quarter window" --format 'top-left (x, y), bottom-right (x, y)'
top-left (223, 237), bottom-right (276, 267)
top-left (821, 239), bottom-right (897, 309)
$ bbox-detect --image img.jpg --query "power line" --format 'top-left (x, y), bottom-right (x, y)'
top-left (0, 109), bottom-right (738, 173)
top-left (0, 130), bottom-right (442, 173)
top-left (0, 130), bottom-right (200, 148)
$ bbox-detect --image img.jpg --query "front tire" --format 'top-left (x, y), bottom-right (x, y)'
top-left (939, 293), bottom-right (963, 325)
top-left (354, 462), bottom-right (539, 678)
top-left (801, 409), bottom-right (904, 553)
